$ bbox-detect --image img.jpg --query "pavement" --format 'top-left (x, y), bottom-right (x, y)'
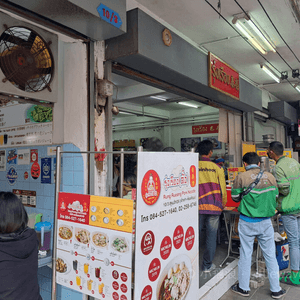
top-left (219, 268), bottom-right (300, 300)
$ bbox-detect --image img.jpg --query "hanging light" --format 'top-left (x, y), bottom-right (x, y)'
top-left (178, 102), bottom-right (199, 108)
top-left (260, 64), bottom-right (281, 83)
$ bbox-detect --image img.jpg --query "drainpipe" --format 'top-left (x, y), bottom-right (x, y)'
top-left (245, 112), bottom-right (255, 143)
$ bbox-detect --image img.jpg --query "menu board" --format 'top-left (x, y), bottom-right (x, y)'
top-left (134, 152), bottom-right (199, 300)
top-left (56, 193), bottom-right (133, 300)
top-left (0, 102), bottom-right (52, 147)
top-left (227, 167), bottom-right (245, 187)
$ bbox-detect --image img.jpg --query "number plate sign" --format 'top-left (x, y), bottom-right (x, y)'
top-left (97, 3), bottom-right (122, 28)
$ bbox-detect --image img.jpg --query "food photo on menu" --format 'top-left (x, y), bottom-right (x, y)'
top-left (75, 228), bottom-right (90, 245)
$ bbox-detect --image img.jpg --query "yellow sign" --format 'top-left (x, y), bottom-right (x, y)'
top-left (242, 143), bottom-right (256, 157)
top-left (283, 150), bottom-right (292, 158)
top-left (89, 196), bottom-right (134, 233)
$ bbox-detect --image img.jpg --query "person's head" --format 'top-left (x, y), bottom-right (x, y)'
top-left (215, 158), bottom-right (225, 166)
top-left (196, 140), bottom-right (213, 157)
top-left (242, 152), bottom-right (260, 167)
top-left (162, 147), bottom-right (176, 152)
top-left (0, 192), bottom-right (28, 234)
top-left (123, 172), bottom-right (137, 196)
top-left (268, 141), bottom-right (284, 161)
top-left (144, 137), bottom-right (164, 152)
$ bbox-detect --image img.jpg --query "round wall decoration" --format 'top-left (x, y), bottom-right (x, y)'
top-left (162, 28), bottom-right (172, 47)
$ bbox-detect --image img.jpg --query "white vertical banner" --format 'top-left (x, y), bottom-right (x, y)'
top-left (134, 152), bottom-right (199, 300)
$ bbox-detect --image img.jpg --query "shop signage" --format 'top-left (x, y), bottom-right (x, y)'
top-left (97, 3), bottom-right (122, 29)
top-left (134, 152), bottom-right (199, 300)
top-left (208, 52), bottom-right (240, 100)
top-left (7, 166), bottom-right (17, 185)
top-left (192, 123), bottom-right (219, 135)
top-left (0, 150), bottom-right (6, 171)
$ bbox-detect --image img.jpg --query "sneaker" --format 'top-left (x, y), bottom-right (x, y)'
top-left (271, 289), bottom-right (286, 299)
top-left (231, 283), bottom-right (250, 297)
top-left (203, 263), bottom-right (216, 273)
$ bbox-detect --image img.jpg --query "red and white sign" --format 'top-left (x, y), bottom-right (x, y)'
top-left (208, 52), bottom-right (240, 100)
top-left (192, 123), bottom-right (219, 135)
top-left (30, 149), bottom-right (38, 162)
top-left (134, 152), bottom-right (198, 300)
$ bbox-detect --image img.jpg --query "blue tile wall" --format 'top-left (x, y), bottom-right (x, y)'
top-left (0, 143), bottom-right (85, 299)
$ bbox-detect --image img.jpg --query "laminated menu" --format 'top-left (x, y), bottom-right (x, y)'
top-left (56, 193), bottom-right (133, 300)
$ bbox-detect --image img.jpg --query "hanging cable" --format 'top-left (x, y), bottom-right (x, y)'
top-left (234, 0), bottom-right (293, 70)
top-left (257, 0), bottom-right (300, 64)
top-left (204, 0), bottom-right (281, 73)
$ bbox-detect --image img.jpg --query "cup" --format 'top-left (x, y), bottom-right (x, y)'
top-left (87, 279), bottom-right (93, 291)
top-left (95, 267), bottom-right (100, 278)
top-left (84, 263), bottom-right (89, 274)
top-left (98, 283), bottom-right (104, 294)
top-left (76, 276), bottom-right (81, 286)
top-left (73, 260), bottom-right (78, 271)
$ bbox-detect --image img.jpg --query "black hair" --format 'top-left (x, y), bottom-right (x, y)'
top-left (243, 152), bottom-right (260, 165)
top-left (124, 172), bottom-right (136, 188)
top-left (162, 147), bottom-right (176, 152)
top-left (269, 141), bottom-right (284, 156)
top-left (0, 192), bottom-right (28, 234)
top-left (196, 140), bottom-right (213, 156)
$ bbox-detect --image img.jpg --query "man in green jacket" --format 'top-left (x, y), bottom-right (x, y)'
top-left (230, 152), bottom-right (285, 298)
top-left (268, 141), bottom-right (300, 286)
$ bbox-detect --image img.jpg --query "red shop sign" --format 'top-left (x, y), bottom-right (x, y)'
top-left (208, 52), bottom-right (239, 100)
top-left (192, 123), bottom-right (219, 135)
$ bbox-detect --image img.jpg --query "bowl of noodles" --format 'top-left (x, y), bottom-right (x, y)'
top-left (92, 232), bottom-right (109, 248)
top-left (156, 255), bottom-right (192, 300)
top-left (75, 228), bottom-right (90, 244)
top-left (58, 225), bottom-right (73, 240)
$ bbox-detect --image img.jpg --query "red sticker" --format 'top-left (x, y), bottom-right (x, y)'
top-left (120, 283), bottom-right (127, 293)
top-left (141, 230), bottom-right (155, 256)
top-left (112, 292), bottom-right (119, 300)
top-left (30, 149), bottom-right (38, 162)
top-left (112, 270), bottom-right (119, 280)
top-left (160, 236), bottom-right (172, 260)
top-left (148, 258), bottom-right (161, 282)
top-left (140, 285), bottom-right (153, 300)
top-left (190, 165), bottom-right (197, 188)
top-left (141, 170), bottom-right (161, 205)
top-left (120, 273), bottom-right (128, 282)
top-left (120, 295), bottom-right (127, 300)
top-left (173, 225), bottom-right (184, 249)
top-left (31, 162), bottom-right (40, 180)
top-left (24, 171), bottom-right (29, 180)
top-left (185, 226), bottom-right (195, 251)
top-left (112, 281), bottom-right (119, 290)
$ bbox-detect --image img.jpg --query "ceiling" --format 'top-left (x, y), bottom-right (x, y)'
top-left (114, 0), bottom-right (300, 114)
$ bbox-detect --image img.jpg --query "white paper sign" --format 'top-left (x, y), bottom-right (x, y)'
top-left (17, 149), bottom-right (30, 165)
top-left (134, 152), bottom-right (199, 300)
top-left (0, 150), bottom-right (6, 171)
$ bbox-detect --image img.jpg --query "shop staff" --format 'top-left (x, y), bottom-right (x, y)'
top-left (268, 141), bottom-right (300, 286)
top-left (197, 140), bottom-right (227, 273)
top-left (230, 152), bottom-right (285, 299)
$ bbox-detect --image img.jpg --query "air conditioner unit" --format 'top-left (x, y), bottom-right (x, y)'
top-left (0, 11), bottom-right (58, 103)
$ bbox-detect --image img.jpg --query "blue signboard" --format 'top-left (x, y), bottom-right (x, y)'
top-left (41, 157), bottom-right (51, 184)
top-left (7, 166), bottom-right (17, 185)
top-left (7, 149), bottom-right (17, 164)
top-left (97, 3), bottom-right (122, 28)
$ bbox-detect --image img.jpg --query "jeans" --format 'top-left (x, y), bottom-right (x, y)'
top-left (199, 214), bottom-right (219, 270)
top-left (281, 214), bottom-right (300, 271)
top-left (238, 218), bottom-right (280, 292)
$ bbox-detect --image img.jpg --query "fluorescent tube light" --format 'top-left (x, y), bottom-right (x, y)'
top-left (119, 111), bottom-right (135, 115)
top-left (150, 95), bottom-right (167, 101)
top-left (235, 20), bottom-right (267, 55)
top-left (294, 84), bottom-right (300, 93)
top-left (260, 65), bottom-right (281, 83)
top-left (247, 20), bottom-right (276, 53)
top-left (178, 102), bottom-right (199, 108)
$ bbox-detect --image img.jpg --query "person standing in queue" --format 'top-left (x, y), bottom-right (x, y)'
top-left (230, 152), bottom-right (285, 298)
top-left (197, 140), bottom-right (227, 272)
top-left (268, 141), bottom-right (300, 286)
top-left (0, 192), bottom-right (42, 300)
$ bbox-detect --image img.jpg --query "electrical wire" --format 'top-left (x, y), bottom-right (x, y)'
top-left (204, 0), bottom-right (281, 74)
top-left (257, 0), bottom-right (300, 64)
top-left (234, 0), bottom-right (293, 70)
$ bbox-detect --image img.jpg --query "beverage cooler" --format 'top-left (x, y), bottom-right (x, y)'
top-left (56, 193), bottom-right (134, 299)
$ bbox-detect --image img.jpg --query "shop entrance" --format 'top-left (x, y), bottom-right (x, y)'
top-left (109, 69), bottom-right (236, 290)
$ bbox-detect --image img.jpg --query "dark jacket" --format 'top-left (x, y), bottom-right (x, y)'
top-left (0, 227), bottom-right (42, 300)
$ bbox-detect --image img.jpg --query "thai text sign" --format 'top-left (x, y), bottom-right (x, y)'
top-left (208, 52), bottom-right (240, 100)
top-left (192, 123), bottom-right (219, 135)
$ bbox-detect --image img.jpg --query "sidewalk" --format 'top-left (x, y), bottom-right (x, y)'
top-left (219, 268), bottom-right (300, 300)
